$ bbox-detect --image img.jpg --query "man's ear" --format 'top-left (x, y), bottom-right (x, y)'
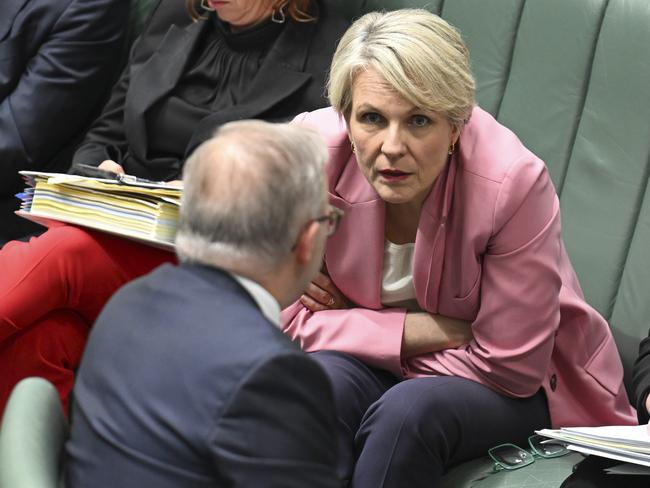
top-left (293, 221), bottom-right (320, 265)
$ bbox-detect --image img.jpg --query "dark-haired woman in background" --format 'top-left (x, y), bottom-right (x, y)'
top-left (72, 0), bottom-right (347, 180)
top-left (0, 0), bottom-right (351, 414)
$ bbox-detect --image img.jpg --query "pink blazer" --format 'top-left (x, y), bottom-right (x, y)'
top-left (282, 106), bottom-right (636, 428)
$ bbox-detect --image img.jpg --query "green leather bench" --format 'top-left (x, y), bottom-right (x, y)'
top-left (331, 0), bottom-right (650, 485)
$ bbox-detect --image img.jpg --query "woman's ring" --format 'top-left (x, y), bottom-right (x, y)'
top-left (327, 296), bottom-right (335, 307)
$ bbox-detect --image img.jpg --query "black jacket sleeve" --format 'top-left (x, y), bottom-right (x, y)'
top-left (0, 0), bottom-right (128, 196)
top-left (209, 352), bottom-right (341, 487)
top-left (632, 331), bottom-right (650, 424)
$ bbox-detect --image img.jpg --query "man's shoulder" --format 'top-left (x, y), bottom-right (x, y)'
top-left (99, 264), bottom-right (275, 345)
top-left (85, 262), bottom-right (303, 411)
top-left (125, 262), bottom-right (238, 297)
top-left (126, 263), bottom-right (297, 359)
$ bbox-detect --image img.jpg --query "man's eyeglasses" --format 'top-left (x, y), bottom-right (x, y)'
top-left (312, 206), bottom-right (344, 237)
top-left (488, 435), bottom-right (569, 472)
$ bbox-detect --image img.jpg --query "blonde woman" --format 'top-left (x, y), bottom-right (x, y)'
top-left (283, 9), bottom-right (635, 486)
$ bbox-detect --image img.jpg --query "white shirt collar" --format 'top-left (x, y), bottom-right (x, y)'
top-left (231, 273), bottom-right (281, 328)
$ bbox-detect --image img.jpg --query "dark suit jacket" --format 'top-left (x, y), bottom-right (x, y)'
top-left (633, 331), bottom-right (650, 424)
top-left (65, 263), bottom-right (339, 488)
top-left (71, 0), bottom-right (353, 181)
top-left (0, 0), bottom-right (128, 241)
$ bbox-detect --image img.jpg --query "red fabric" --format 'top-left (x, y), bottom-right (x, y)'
top-left (0, 310), bottom-right (88, 414)
top-left (0, 225), bottom-right (175, 413)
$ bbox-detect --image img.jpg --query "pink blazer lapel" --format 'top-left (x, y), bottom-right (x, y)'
top-left (413, 157), bottom-right (458, 313)
top-left (325, 153), bottom-right (458, 313)
top-left (326, 156), bottom-right (386, 309)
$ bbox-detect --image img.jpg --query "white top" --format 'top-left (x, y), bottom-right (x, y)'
top-left (380, 240), bottom-right (420, 311)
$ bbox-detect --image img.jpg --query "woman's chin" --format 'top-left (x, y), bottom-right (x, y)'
top-left (375, 189), bottom-right (414, 205)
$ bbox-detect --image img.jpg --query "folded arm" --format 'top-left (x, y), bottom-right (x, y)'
top-left (404, 161), bottom-right (562, 397)
top-left (284, 159), bottom-right (562, 398)
top-left (401, 312), bottom-right (473, 358)
top-left (282, 300), bottom-right (503, 384)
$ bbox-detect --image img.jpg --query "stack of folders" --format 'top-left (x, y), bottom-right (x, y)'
top-left (17, 171), bottom-right (181, 250)
top-left (538, 425), bottom-right (650, 472)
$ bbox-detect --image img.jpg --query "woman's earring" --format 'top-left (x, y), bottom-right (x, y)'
top-left (448, 142), bottom-right (455, 155)
top-left (201, 0), bottom-right (215, 11)
top-left (350, 141), bottom-right (356, 154)
top-left (271, 5), bottom-right (286, 23)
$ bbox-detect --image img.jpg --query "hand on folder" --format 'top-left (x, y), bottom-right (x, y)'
top-left (98, 160), bottom-right (125, 175)
top-left (98, 161), bottom-right (182, 187)
top-left (74, 162), bottom-right (171, 188)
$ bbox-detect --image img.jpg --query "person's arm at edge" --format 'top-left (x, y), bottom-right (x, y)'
top-left (0, 0), bottom-right (128, 195)
top-left (632, 331), bottom-right (650, 424)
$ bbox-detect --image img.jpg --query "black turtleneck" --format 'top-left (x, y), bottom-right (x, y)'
top-left (145, 14), bottom-right (284, 160)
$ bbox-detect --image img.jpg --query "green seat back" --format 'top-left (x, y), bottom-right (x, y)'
top-left (559, 0), bottom-right (650, 384)
top-left (0, 378), bottom-right (68, 488)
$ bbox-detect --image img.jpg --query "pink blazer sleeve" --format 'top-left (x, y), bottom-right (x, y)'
top-left (404, 158), bottom-right (562, 398)
top-left (281, 304), bottom-right (407, 377)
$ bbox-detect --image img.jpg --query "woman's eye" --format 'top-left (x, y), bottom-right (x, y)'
top-left (360, 112), bottom-right (383, 124)
top-left (411, 115), bottom-right (431, 127)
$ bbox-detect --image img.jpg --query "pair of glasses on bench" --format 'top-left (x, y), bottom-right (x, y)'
top-left (488, 434), bottom-right (570, 472)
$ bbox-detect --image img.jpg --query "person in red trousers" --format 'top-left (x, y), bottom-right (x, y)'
top-left (0, 226), bottom-right (174, 412)
top-left (0, 0), bottom-right (351, 415)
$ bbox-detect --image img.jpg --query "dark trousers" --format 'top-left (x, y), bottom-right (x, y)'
top-left (311, 350), bottom-right (551, 488)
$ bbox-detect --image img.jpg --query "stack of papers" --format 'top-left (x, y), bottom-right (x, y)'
top-left (17, 171), bottom-right (181, 250)
top-left (537, 425), bottom-right (650, 470)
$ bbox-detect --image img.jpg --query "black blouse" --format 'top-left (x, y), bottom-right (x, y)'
top-left (143, 14), bottom-right (283, 163)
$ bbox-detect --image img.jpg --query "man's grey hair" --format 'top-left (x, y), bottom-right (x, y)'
top-left (175, 120), bottom-right (328, 269)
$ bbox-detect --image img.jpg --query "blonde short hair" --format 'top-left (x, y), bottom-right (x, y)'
top-left (328, 9), bottom-right (476, 130)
